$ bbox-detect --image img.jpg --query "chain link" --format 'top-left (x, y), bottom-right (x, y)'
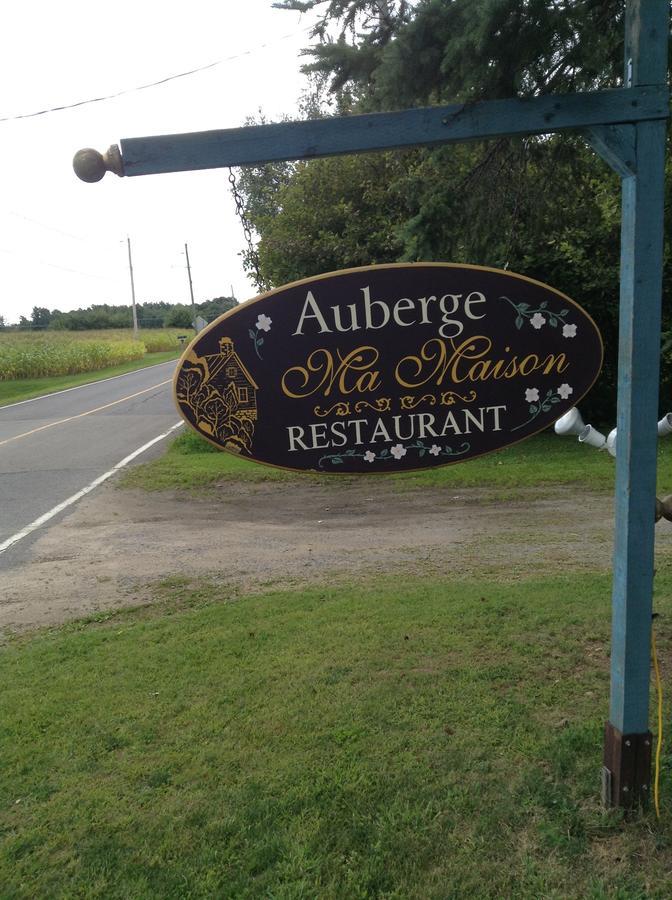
top-left (227, 167), bottom-right (264, 290)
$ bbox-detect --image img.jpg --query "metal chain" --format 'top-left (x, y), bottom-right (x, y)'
top-left (227, 167), bottom-right (264, 290)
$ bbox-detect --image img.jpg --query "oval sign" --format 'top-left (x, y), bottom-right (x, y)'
top-left (174, 264), bottom-right (603, 473)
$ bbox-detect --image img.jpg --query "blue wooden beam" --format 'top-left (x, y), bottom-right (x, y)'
top-left (603, 0), bottom-right (669, 809)
top-left (611, 118), bottom-right (667, 734)
top-left (584, 125), bottom-right (636, 178)
top-left (611, 2), bottom-right (668, 735)
top-left (118, 86), bottom-right (667, 177)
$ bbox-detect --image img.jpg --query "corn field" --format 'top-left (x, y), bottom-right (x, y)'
top-left (0, 330), bottom-right (187, 380)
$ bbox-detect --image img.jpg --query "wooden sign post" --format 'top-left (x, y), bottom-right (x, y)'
top-left (74, 1), bottom-right (669, 810)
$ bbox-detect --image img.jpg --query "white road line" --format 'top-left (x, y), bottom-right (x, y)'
top-left (0, 421), bottom-right (184, 556)
top-left (0, 358), bottom-right (178, 411)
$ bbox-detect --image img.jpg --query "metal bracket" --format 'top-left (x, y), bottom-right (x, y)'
top-left (601, 765), bottom-right (613, 807)
top-left (603, 722), bottom-right (652, 810)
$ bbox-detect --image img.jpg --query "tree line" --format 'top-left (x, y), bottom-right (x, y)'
top-left (2, 297), bottom-right (237, 331)
top-left (237, 0), bottom-right (672, 422)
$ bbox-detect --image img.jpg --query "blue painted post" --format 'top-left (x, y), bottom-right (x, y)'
top-left (604, 0), bottom-right (669, 809)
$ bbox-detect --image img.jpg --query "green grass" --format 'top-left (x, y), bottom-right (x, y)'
top-left (122, 428), bottom-right (672, 494)
top-left (2, 572), bottom-right (672, 897)
top-left (0, 350), bottom-right (181, 407)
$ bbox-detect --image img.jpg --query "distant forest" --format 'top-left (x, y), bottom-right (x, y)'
top-left (4, 297), bottom-right (237, 331)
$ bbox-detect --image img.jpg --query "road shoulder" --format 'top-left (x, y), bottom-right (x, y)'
top-left (0, 476), bottom-right (630, 634)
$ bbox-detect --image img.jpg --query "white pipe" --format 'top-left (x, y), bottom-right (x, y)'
top-left (578, 424), bottom-right (607, 449)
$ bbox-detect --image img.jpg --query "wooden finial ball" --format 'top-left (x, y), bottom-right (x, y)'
top-left (73, 148), bottom-right (107, 183)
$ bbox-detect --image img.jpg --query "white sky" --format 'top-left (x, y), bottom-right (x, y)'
top-left (0, 1), bottom-right (321, 324)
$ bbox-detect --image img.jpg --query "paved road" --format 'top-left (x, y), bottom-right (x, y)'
top-left (0, 360), bottom-right (182, 568)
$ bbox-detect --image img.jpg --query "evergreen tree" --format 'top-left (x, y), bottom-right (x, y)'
top-left (275, 0), bottom-right (627, 105)
top-left (274, 1), bottom-right (413, 101)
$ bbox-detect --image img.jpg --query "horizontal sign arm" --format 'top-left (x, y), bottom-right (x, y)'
top-left (73, 86), bottom-right (668, 181)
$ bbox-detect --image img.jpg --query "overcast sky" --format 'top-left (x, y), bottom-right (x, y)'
top-left (0, 1), bottom-right (321, 324)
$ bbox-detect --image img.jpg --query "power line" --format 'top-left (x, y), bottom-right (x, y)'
top-left (0, 246), bottom-right (121, 283)
top-left (7, 210), bottom-right (89, 242)
top-left (0, 26), bottom-right (313, 124)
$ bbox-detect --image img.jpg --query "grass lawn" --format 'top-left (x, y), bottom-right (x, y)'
top-left (0, 350), bottom-right (181, 407)
top-left (122, 428), bottom-right (672, 495)
top-left (2, 572), bottom-right (672, 897)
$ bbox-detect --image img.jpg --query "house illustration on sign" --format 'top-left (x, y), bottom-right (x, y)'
top-left (175, 335), bottom-right (259, 453)
top-left (200, 336), bottom-right (258, 423)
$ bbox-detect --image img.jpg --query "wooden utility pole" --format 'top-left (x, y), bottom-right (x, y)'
top-left (184, 242), bottom-right (196, 329)
top-left (126, 236), bottom-right (139, 339)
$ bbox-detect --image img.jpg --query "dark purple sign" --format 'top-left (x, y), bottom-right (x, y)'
top-left (173, 264), bottom-right (603, 473)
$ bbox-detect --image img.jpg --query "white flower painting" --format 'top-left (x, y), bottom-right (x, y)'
top-left (557, 383), bottom-right (573, 400)
top-left (562, 323), bottom-right (577, 338)
top-left (390, 444), bottom-right (407, 460)
top-left (525, 388), bottom-right (540, 403)
top-left (256, 313), bottom-right (272, 332)
top-left (530, 312), bottom-right (546, 329)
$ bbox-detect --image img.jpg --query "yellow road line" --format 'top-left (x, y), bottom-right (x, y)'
top-left (0, 379), bottom-right (172, 448)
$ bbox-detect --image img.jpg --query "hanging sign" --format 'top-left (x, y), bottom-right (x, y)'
top-left (173, 263), bottom-right (603, 473)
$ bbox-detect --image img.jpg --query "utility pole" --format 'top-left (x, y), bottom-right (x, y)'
top-left (126, 236), bottom-right (139, 339)
top-left (184, 243), bottom-right (196, 329)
